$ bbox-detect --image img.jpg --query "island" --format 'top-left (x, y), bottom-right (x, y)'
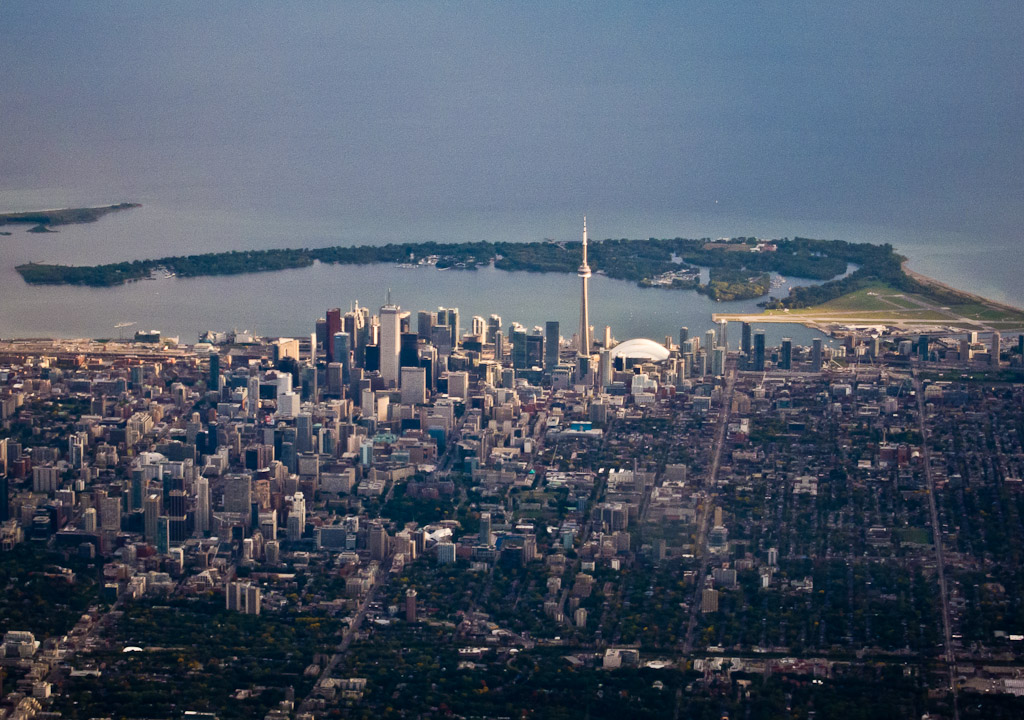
top-left (16, 234), bottom-right (1024, 333)
top-left (13, 235), bottom-right (861, 292)
top-left (0, 202), bottom-right (140, 230)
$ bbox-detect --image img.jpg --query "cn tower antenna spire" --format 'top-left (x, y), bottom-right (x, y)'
top-left (582, 216), bottom-right (588, 265)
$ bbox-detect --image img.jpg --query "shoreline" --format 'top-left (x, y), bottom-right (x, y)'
top-left (714, 264), bottom-right (1024, 335)
top-left (0, 202), bottom-right (140, 228)
top-left (10, 224), bottom-right (1023, 337)
top-left (14, 236), bottom-right (851, 289)
top-left (900, 262), bottom-right (1024, 317)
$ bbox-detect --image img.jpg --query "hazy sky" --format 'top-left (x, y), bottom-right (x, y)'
top-left (2, 2), bottom-right (1022, 243)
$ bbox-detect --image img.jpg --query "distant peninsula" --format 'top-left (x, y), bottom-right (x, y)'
top-left (0, 202), bottom-right (140, 231)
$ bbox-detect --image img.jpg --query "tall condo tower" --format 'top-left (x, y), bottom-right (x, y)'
top-left (578, 217), bottom-right (592, 355)
top-left (379, 301), bottom-right (402, 388)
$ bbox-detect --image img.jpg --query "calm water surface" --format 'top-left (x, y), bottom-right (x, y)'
top-left (2, 4), bottom-right (1020, 343)
top-left (0, 200), bottom-right (1012, 346)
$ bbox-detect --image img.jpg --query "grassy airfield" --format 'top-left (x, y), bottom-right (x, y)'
top-left (714, 279), bottom-right (1024, 334)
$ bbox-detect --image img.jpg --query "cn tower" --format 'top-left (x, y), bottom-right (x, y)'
top-left (578, 217), bottom-right (592, 356)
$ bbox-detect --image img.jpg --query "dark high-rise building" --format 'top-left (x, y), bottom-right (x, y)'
top-left (679, 326), bottom-right (689, 346)
top-left (326, 362), bottom-right (343, 397)
top-left (400, 332), bottom-right (419, 368)
top-left (693, 350), bottom-right (707, 377)
top-left (167, 489), bottom-right (188, 543)
top-left (419, 354), bottom-right (435, 392)
top-left (430, 325), bottom-right (453, 355)
top-left (741, 322), bottom-right (752, 357)
top-left (161, 475), bottom-right (184, 505)
top-left (209, 353), bottom-right (220, 392)
top-left (315, 317), bottom-right (328, 353)
top-left (437, 307), bottom-right (460, 349)
top-left (296, 413), bottom-right (313, 454)
top-left (510, 324), bottom-right (528, 369)
top-left (812, 337), bottom-right (823, 372)
top-left (526, 329), bottom-right (544, 369)
top-left (417, 310), bottom-right (435, 341)
top-left (545, 321), bottom-right (560, 372)
top-left (406, 588), bottom-right (417, 623)
top-left (364, 344), bottom-right (380, 373)
top-left (281, 441), bottom-right (296, 474)
top-left (156, 516), bottom-right (170, 554)
top-left (919, 335), bottom-right (929, 361)
top-left (300, 366), bottom-right (317, 402)
top-left (332, 333), bottom-right (351, 382)
top-left (343, 304), bottom-right (371, 366)
top-left (753, 330), bottom-right (766, 372)
top-left (207, 422), bottom-right (219, 454)
top-left (486, 315), bottom-right (502, 345)
top-left (131, 470), bottom-right (145, 511)
top-left (0, 475), bottom-right (8, 522)
top-left (780, 337), bottom-right (792, 370)
top-left (245, 444), bottom-right (274, 470)
top-left (326, 308), bottom-right (342, 362)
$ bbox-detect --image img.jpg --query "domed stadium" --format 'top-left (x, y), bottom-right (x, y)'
top-left (608, 338), bottom-right (671, 363)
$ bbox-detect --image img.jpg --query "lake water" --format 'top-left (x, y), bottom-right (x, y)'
top-left (0, 208), bottom-right (829, 346)
top-left (0, 195), bottom-right (1016, 347)
top-left (1, 4), bottom-right (1021, 345)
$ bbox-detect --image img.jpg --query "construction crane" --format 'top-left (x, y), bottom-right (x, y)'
top-left (115, 321), bottom-right (136, 340)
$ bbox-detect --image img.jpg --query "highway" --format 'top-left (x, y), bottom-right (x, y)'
top-left (296, 565), bottom-right (388, 715)
top-left (913, 370), bottom-right (960, 720)
top-left (682, 363), bottom-right (736, 655)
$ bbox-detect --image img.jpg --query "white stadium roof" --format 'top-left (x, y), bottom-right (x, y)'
top-left (609, 338), bottom-right (671, 362)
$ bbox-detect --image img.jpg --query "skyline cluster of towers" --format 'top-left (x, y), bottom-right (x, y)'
top-left (311, 219), bottom-right (603, 396)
